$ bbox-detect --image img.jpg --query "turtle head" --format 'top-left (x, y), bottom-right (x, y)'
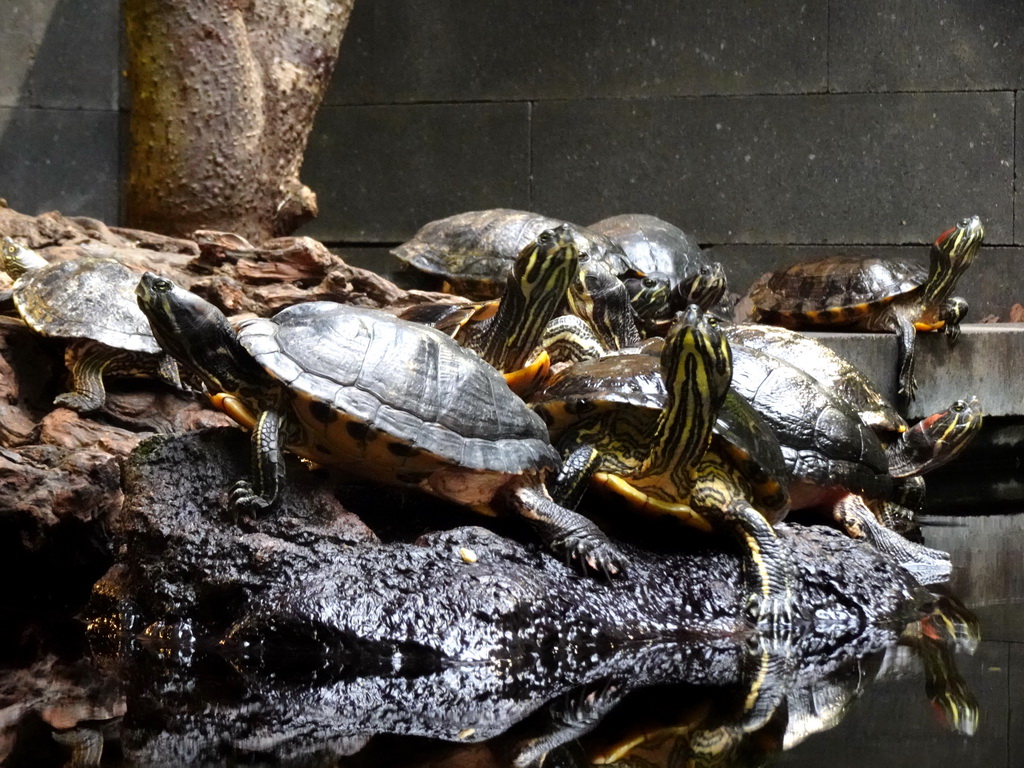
top-left (672, 260), bottom-right (728, 312)
top-left (136, 272), bottom-right (257, 394)
top-left (661, 305), bottom-right (733, 407)
top-left (927, 215), bottom-right (984, 300)
top-left (513, 225), bottom-right (580, 305)
top-left (623, 272), bottom-right (672, 318)
top-left (569, 255), bottom-right (645, 350)
top-left (481, 226), bottom-right (580, 371)
top-left (1, 237), bottom-right (48, 279)
top-left (644, 305), bottom-right (733, 482)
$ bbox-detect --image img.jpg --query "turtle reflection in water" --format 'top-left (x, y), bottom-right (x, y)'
top-left (135, 273), bottom-right (626, 580)
top-left (514, 595), bottom-right (979, 767)
top-left (1, 237), bottom-right (181, 411)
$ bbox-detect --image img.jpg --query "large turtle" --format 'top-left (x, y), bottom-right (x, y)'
top-left (747, 215), bottom-right (984, 401)
top-left (533, 306), bottom-right (793, 621)
top-left (589, 213), bottom-right (729, 315)
top-left (135, 273), bottom-right (626, 580)
top-left (726, 341), bottom-right (951, 574)
top-left (393, 208), bottom-right (636, 298)
top-left (1, 236), bottom-right (181, 412)
top-left (723, 323), bottom-right (983, 498)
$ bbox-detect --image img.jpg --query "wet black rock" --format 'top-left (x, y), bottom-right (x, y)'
top-left (89, 427), bottom-right (925, 667)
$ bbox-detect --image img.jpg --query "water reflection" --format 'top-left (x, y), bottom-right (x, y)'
top-left (0, 588), bottom-right (979, 768)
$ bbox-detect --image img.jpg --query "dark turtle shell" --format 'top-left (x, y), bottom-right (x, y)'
top-left (749, 257), bottom-right (927, 319)
top-left (236, 302), bottom-right (557, 476)
top-left (728, 342), bottom-right (892, 507)
top-left (13, 257), bottom-right (162, 354)
top-left (588, 213), bottom-right (706, 282)
top-left (392, 209), bottom-right (633, 297)
top-left (723, 323), bottom-right (906, 434)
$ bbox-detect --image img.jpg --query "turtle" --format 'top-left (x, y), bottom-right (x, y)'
top-left (726, 340), bottom-right (950, 574)
top-left (533, 306), bottom-right (793, 621)
top-left (721, 323), bottom-right (983, 512)
top-left (399, 226), bottom-right (581, 396)
top-left (747, 215), bottom-right (984, 401)
top-left (135, 273), bottom-right (627, 580)
top-left (590, 213), bottom-right (729, 316)
top-left (1, 236), bottom-right (181, 412)
top-left (392, 209), bottom-right (636, 298)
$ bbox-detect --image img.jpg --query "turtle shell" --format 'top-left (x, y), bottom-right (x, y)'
top-left (750, 256), bottom-right (926, 320)
top-left (728, 342), bottom-right (892, 508)
top-left (13, 257), bottom-right (161, 354)
top-left (723, 323), bottom-right (906, 435)
top-left (588, 213), bottom-right (706, 282)
top-left (392, 209), bottom-right (633, 297)
top-left (236, 302), bottom-right (558, 480)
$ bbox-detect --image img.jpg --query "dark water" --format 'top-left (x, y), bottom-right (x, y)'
top-left (774, 513), bottom-right (1023, 768)
top-left (2, 513), bottom-right (1019, 768)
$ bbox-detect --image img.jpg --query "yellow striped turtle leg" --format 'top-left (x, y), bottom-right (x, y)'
top-left (548, 443), bottom-right (602, 509)
top-left (509, 483), bottom-right (628, 581)
top-left (55, 339), bottom-right (114, 412)
top-left (893, 312), bottom-right (919, 400)
top-left (714, 498), bottom-right (792, 626)
top-left (230, 408), bottom-right (286, 516)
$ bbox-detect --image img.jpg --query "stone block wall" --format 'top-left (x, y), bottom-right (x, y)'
top-left (1, 1), bottom-right (1021, 313)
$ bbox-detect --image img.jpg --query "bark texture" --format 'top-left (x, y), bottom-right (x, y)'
top-left (123, 0), bottom-right (354, 242)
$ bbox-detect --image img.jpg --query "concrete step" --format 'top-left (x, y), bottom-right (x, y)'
top-left (794, 324), bottom-right (1023, 420)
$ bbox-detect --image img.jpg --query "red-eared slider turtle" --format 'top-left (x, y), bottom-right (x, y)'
top-left (590, 213), bottom-right (729, 314)
top-left (722, 323), bottom-right (983, 489)
top-left (724, 323), bottom-right (906, 434)
top-left (393, 209), bottom-right (636, 298)
top-left (727, 341), bottom-right (950, 574)
top-left (533, 306), bottom-right (793, 621)
top-left (747, 216), bottom-right (984, 401)
top-left (135, 273), bottom-right (626, 580)
top-left (400, 226), bottom-right (580, 396)
top-left (1, 236), bottom-right (181, 412)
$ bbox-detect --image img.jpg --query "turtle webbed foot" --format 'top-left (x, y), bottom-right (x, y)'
top-left (229, 480), bottom-right (279, 518)
top-left (556, 530), bottom-right (629, 582)
top-left (53, 390), bottom-right (104, 413)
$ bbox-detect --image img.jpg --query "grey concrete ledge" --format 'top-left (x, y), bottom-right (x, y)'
top-left (805, 324), bottom-right (1022, 420)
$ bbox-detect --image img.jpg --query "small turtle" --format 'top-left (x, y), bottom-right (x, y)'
top-left (747, 216), bottom-right (984, 401)
top-left (534, 307), bottom-right (793, 621)
top-left (1, 236), bottom-right (181, 412)
top-left (136, 273), bottom-right (626, 580)
top-left (590, 213), bottom-right (729, 316)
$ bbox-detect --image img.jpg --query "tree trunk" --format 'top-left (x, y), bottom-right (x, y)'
top-left (123, 0), bottom-right (353, 243)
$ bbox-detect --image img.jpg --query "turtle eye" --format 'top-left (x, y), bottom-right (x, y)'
top-left (153, 278), bottom-right (173, 293)
top-left (952, 400), bottom-right (967, 411)
top-left (642, 277), bottom-right (658, 288)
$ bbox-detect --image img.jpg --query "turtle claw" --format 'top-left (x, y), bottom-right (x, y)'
top-left (558, 534), bottom-right (628, 582)
top-left (229, 480), bottom-right (277, 517)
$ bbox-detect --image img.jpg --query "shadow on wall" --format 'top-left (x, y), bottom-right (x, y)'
top-left (0, 0), bottom-right (121, 221)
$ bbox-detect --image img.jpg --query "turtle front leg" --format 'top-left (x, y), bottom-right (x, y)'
top-left (547, 442), bottom-right (601, 509)
top-left (231, 408), bottom-right (286, 516)
top-left (55, 339), bottom-right (113, 412)
top-left (509, 482), bottom-right (628, 581)
top-left (892, 312), bottom-right (919, 401)
top-left (940, 296), bottom-right (969, 344)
